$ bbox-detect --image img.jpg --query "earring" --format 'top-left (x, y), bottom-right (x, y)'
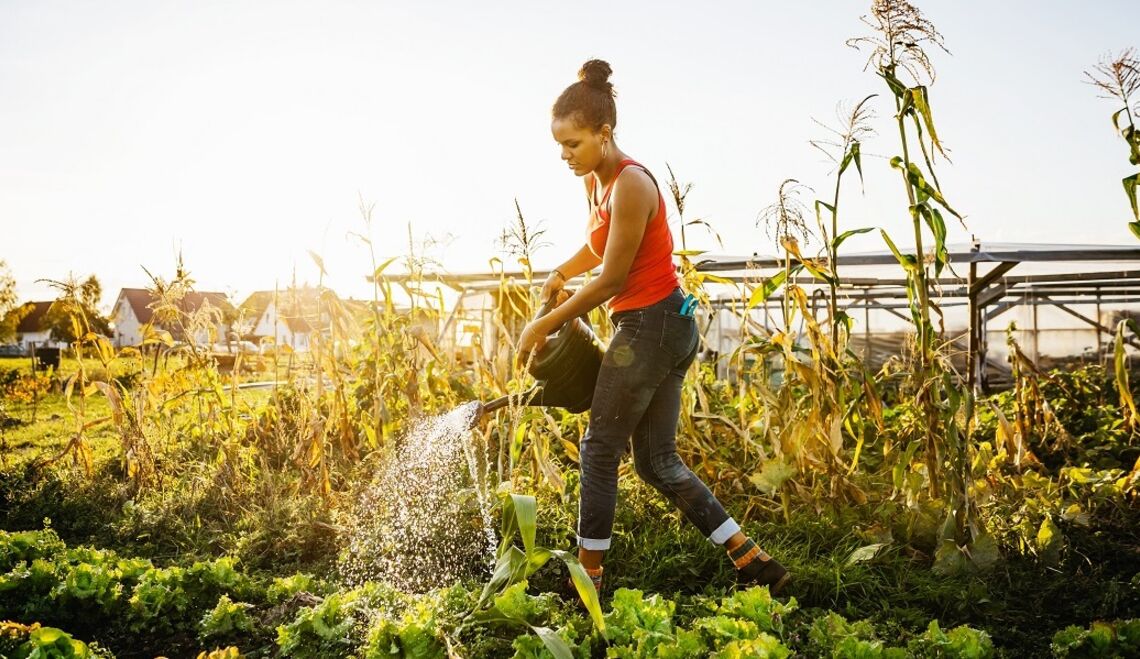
top-left (601, 140), bottom-right (609, 160)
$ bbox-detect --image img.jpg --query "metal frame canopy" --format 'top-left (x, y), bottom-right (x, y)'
top-left (693, 242), bottom-right (1140, 391)
top-left (375, 242), bottom-right (1140, 392)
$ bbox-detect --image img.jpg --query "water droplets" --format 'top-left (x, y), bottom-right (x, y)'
top-left (339, 401), bottom-right (497, 592)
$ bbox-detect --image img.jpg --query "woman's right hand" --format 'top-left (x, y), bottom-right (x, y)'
top-left (541, 270), bottom-right (567, 304)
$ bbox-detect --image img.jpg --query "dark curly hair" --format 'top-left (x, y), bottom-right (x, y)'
top-left (552, 59), bottom-right (617, 132)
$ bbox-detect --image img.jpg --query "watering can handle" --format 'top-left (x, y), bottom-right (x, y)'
top-left (535, 292), bottom-right (592, 335)
top-left (537, 294), bottom-right (561, 320)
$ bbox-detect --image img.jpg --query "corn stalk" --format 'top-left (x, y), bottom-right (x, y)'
top-left (1084, 49), bottom-right (1140, 239)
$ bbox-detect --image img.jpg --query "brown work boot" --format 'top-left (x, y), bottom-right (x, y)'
top-left (730, 538), bottom-right (791, 596)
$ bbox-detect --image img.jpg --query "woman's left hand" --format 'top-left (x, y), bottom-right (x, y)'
top-left (516, 318), bottom-right (551, 365)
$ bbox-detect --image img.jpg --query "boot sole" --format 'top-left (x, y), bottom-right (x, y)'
top-left (770, 572), bottom-right (792, 597)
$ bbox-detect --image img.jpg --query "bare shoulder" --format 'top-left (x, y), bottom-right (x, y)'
top-left (611, 165), bottom-right (657, 204)
top-left (609, 165), bottom-right (658, 218)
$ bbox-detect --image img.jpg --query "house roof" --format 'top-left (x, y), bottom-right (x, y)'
top-left (14, 301), bottom-right (53, 333)
top-left (116, 288), bottom-right (234, 326)
top-left (238, 291), bottom-right (275, 320)
top-left (239, 286), bottom-right (338, 335)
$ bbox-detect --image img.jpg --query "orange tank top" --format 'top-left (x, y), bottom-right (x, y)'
top-left (587, 159), bottom-right (680, 312)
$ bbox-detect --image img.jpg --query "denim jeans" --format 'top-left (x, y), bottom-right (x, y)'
top-left (577, 287), bottom-right (741, 550)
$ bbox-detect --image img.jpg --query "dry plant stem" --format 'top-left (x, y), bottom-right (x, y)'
top-left (358, 195), bottom-right (386, 449)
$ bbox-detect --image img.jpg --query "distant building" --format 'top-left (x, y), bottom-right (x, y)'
top-left (237, 286), bottom-right (340, 353)
top-left (111, 288), bottom-right (235, 348)
top-left (10, 301), bottom-right (64, 352)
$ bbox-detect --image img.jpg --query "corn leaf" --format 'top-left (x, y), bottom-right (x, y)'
top-left (530, 625), bottom-right (575, 659)
top-left (909, 86), bottom-right (946, 157)
top-left (916, 206), bottom-right (949, 276)
top-left (307, 250), bottom-right (327, 277)
top-left (1123, 173), bottom-right (1140, 222)
top-left (877, 67), bottom-right (907, 98)
top-left (832, 227), bottom-right (874, 252)
top-left (372, 256), bottom-right (399, 280)
top-left (851, 140), bottom-right (865, 186)
top-left (1112, 107), bottom-right (1128, 132)
top-left (879, 229), bottom-right (918, 272)
top-left (697, 273), bottom-right (735, 285)
top-left (550, 549), bottom-right (606, 635)
top-left (815, 200), bottom-right (835, 225)
top-left (92, 382), bottom-right (124, 427)
top-left (509, 493), bottom-right (538, 557)
top-left (747, 267), bottom-right (799, 311)
top-left (477, 546), bottom-right (528, 609)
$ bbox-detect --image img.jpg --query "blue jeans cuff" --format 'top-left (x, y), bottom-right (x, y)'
top-left (708, 518), bottom-right (740, 545)
top-left (577, 536), bottom-right (612, 551)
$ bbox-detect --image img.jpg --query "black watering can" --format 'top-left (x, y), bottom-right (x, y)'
top-left (474, 295), bottom-right (605, 422)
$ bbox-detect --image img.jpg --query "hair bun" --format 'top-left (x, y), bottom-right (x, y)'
top-left (578, 59), bottom-right (613, 92)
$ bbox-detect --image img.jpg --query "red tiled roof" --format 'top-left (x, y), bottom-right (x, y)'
top-left (14, 301), bottom-right (53, 333)
top-left (116, 288), bottom-right (234, 326)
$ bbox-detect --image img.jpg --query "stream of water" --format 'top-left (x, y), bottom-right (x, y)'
top-left (339, 401), bottom-right (498, 592)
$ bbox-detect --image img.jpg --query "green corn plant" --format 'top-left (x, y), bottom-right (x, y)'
top-left (470, 491), bottom-right (606, 646)
top-left (1085, 49), bottom-right (1140, 239)
top-left (809, 95), bottom-right (877, 350)
top-left (806, 97), bottom-right (885, 494)
top-left (849, 0), bottom-right (975, 541)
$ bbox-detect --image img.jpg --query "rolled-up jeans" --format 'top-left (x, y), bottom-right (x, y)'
top-left (576, 287), bottom-right (740, 551)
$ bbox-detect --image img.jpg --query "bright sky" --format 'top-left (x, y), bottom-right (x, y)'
top-left (3, 0), bottom-right (1137, 310)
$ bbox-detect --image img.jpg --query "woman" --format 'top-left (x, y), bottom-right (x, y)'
top-left (515, 59), bottom-right (790, 596)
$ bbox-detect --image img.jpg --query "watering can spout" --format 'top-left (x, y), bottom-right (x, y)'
top-left (481, 386), bottom-right (544, 413)
top-left (468, 386), bottom-right (545, 428)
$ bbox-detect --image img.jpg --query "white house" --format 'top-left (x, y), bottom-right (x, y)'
top-left (237, 288), bottom-right (331, 352)
top-left (112, 288), bottom-right (235, 348)
top-left (11, 301), bottom-right (65, 352)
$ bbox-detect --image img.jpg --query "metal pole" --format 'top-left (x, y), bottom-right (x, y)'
top-left (1095, 289), bottom-right (1103, 363)
top-left (1031, 295), bottom-right (1040, 364)
top-left (967, 263), bottom-right (978, 393)
top-left (863, 289), bottom-right (871, 362)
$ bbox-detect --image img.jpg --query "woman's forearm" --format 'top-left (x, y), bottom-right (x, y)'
top-left (538, 274), bottom-right (618, 331)
top-left (554, 244), bottom-right (602, 280)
